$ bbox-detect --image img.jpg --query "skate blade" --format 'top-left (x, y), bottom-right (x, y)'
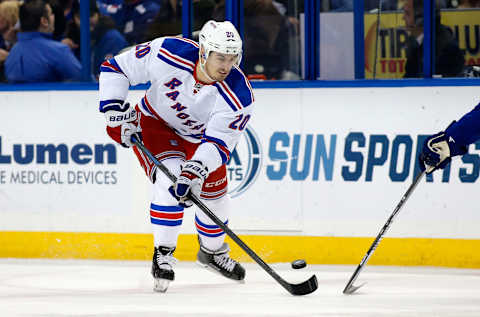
top-left (195, 260), bottom-right (245, 284)
top-left (153, 278), bottom-right (171, 293)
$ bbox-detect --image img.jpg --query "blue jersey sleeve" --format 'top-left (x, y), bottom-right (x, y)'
top-left (445, 102), bottom-right (480, 147)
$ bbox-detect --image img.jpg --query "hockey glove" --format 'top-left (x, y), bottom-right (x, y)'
top-left (168, 160), bottom-right (209, 208)
top-left (419, 127), bottom-right (467, 174)
top-left (105, 103), bottom-right (142, 148)
top-left (102, 101), bottom-right (136, 128)
top-left (119, 121), bottom-right (142, 147)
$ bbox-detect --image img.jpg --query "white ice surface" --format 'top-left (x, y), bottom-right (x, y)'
top-left (0, 259), bottom-right (480, 317)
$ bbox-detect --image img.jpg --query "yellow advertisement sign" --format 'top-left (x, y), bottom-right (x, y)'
top-left (364, 10), bottom-right (480, 79)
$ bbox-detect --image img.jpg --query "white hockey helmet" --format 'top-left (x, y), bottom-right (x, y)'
top-left (199, 20), bottom-right (243, 66)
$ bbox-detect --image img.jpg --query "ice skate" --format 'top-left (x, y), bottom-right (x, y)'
top-left (196, 242), bottom-right (246, 281)
top-left (151, 246), bottom-right (177, 292)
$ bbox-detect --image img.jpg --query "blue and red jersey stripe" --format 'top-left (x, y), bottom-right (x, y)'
top-left (100, 58), bottom-right (125, 75)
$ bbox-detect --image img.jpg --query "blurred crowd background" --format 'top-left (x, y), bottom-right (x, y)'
top-left (0, 0), bottom-right (478, 83)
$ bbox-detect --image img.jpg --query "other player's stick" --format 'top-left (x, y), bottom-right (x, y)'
top-left (343, 170), bottom-right (425, 294)
top-left (132, 135), bottom-right (318, 296)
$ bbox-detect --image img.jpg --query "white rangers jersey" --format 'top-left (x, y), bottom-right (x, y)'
top-left (99, 37), bottom-right (255, 173)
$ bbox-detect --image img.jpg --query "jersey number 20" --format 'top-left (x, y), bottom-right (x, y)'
top-left (229, 114), bottom-right (250, 131)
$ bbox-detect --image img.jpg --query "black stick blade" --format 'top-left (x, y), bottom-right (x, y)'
top-left (287, 275), bottom-right (318, 296)
top-left (343, 282), bottom-right (366, 294)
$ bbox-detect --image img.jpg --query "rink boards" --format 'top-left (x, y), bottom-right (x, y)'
top-left (1, 85), bottom-right (480, 267)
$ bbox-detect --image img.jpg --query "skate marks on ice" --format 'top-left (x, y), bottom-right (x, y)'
top-left (0, 259), bottom-right (480, 316)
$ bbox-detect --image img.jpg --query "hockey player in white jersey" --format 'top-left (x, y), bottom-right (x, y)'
top-left (98, 20), bottom-right (254, 292)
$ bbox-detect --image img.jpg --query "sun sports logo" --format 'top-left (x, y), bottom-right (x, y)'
top-left (227, 126), bottom-right (262, 198)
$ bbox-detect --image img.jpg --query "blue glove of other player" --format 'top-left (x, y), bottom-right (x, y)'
top-left (419, 128), bottom-right (467, 174)
top-left (169, 160), bottom-right (209, 208)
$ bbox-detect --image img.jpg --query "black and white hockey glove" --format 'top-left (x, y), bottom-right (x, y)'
top-left (169, 160), bottom-right (209, 208)
top-left (419, 127), bottom-right (467, 174)
top-left (102, 101), bottom-right (136, 128)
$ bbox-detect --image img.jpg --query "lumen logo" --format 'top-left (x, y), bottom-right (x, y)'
top-left (0, 136), bottom-right (118, 185)
top-left (227, 127), bottom-right (262, 198)
top-left (0, 136), bottom-right (117, 165)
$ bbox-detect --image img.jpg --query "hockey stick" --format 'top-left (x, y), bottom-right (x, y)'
top-left (343, 170), bottom-right (425, 294)
top-left (132, 135), bottom-right (318, 296)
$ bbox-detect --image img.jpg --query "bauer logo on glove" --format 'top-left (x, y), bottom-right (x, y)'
top-left (108, 108), bottom-right (136, 125)
top-left (101, 101), bottom-right (137, 128)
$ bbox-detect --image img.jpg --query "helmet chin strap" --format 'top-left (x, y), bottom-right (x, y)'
top-left (199, 54), bottom-right (216, 83)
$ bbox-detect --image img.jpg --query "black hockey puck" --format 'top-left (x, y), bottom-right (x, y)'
top-left (291, 259), bottom-right (307, 269)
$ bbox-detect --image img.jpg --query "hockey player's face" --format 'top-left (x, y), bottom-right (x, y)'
top-left (205, 52), bottom-right (238, 81)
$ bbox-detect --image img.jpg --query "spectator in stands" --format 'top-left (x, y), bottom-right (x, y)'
top-left (62, 0), bottom-right (76, 21)
top-left (213, 0), bottom-right (300, 80)
top-left (99, 0), bottom-right (161, 44)
top-left (97, 0), bottom-right (123, 24)
top-left (0, 0), bottom-right (19, 50)
top-left (0, 0), bottom-right (20, 81)
top-left (48, 0), bottom-right (68, 41)
top-left (329, 0), bottom-right (447, 12)
top-left (403, 0), bottom-right (465, 78)
top-left (64, 0), bottom-right (129, 77)
top-left (5, 0), bottom-right (82, 82)
top-left (145, 0), bottom-right (215, 40)
top-left (330, 0), bottom-right (399, 12)
top-left (456, 0), bottom-right (480, 7)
